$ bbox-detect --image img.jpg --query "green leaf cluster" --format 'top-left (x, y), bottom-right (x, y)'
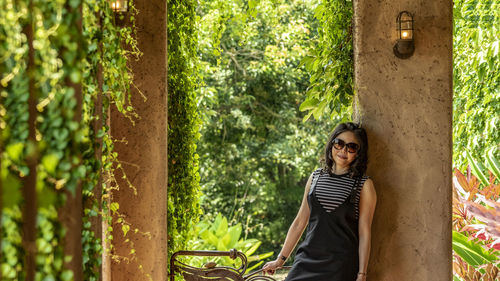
top-left (185, 213), bottom-right (273, 272)
top-left (453, 0), bottom-right (499, 169)
top-left (452, 231), bottom-right (497, 266)
top-left (299, 0), bottom-right (353, 122)
top-left (1, 0), bottom-right (139, 279)
top-left (167, 0), bottom-right (204, 266)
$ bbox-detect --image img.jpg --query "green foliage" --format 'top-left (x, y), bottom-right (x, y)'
top-left (452, 3), bottom-right (500, 276)
top-left (486, 148), bottom-right (500, 180)
top-left (465, 150), bottom-right (490, 186)
top-left (35, 207), bottom-right (74, 281)
top-left (453, 0), bottom-right (499, 169)
top-left (186, 213), bottom-right (273, 272)
top-left (1, 0), bottom-right (139, 279)
top-left (196, 0), bottom-right (339, 258)
top-left (0, 207), bottom-right (22, 279)
top-left (1, 207), bottom-right (73, 280)
top-left (299, 0), bottom-right (353, 122)
top-left (167, 0), bottom-right (204, 264)
top-left (452, 231), bottom-right (497, 266)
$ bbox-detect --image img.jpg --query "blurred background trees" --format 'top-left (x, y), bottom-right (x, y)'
top-left (195, 0), bottom-right (340, 255)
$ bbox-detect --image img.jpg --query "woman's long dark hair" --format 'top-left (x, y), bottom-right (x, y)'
top-left (320, 122), bottom-right (368, 178)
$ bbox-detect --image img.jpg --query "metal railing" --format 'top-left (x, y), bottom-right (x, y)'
top-left (170, 249), bottom-right (291, 281)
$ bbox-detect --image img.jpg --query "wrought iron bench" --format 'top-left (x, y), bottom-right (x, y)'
top-left (170, 249), bottom-right (291, 281)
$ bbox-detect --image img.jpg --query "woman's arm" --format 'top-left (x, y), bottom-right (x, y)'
top-left (262, 173), bottom-right (313, 274)
top-left (277, 173), bottom-right (313, 262)
top-left (357, 178), bottom-right (377, 280)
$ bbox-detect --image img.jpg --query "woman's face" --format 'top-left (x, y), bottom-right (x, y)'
top-left (331, 131), bottom-right (359, 168)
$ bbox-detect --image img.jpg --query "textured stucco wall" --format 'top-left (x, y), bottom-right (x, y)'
top-left (353, 0), bottom-right (453, 280)
top-left (109, 0), bottom-right (168, 280)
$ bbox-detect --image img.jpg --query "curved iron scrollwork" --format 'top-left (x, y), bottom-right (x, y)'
top-left (243, 267), bottom-right (291, 281)
top-left (170, 249), bottom-right (291, 281)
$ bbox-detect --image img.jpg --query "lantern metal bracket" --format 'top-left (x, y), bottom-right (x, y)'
top-left (393, 40), bottom-right (415, 59)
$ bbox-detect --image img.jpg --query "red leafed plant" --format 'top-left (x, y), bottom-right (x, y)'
top-left (452, 166), bottom-right (500, 281)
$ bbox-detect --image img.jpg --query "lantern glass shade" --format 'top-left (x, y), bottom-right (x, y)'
top-left (397, 11), bottom-right (413, 40)
top-left (393, 11), bottom-right (415, 59)
top-left (110, 0), bottom-right (128, 13)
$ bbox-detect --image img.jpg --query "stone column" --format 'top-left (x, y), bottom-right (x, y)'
top-left (109, 0), bottom-right (168, 280)
top-left (353, 0), bottom-right (452, 280)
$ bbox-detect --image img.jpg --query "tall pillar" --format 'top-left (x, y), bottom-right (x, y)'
top-left (109, 0), bottom-right (168, 280)
top-left (353, 0), bottom-right (452, 280)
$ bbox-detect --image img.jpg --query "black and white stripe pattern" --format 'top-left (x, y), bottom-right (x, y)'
top-left (311, 169), bottom-right (369, 218)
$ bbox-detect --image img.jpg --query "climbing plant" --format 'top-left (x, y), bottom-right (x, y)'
top-left (299, 0), bottom-right (354, 122)
top-left (0, 0), bottom-right (140, 279)
top-left (453, 0), bottom-right (499, 169)
top-left (167, 0), bottom-right (203, 262)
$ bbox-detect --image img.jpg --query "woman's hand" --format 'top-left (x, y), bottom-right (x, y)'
top-left (262, 259), bottom-right (283, 275)
top-left (356, 273), bottom-right (367, 281)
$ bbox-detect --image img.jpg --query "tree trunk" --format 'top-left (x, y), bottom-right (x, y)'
top-left (22, 3), bottom-right (37, 278)
top-left (58, 1), bottom-right (84, 280)
top-left (0, 70), bottom-right (4, 281)
top-left (85, 12), bottom-right (105, 281)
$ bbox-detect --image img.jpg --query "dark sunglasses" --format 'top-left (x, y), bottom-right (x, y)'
top-left (332, 138), bottom-right (359, 153)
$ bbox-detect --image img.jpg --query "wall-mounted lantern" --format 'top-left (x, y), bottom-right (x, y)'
top-left (393, 11), bottom-right (415, 59)
top-left (109, 0), bottom-right (129, 26)
top-left (109, 0), bottom-right (129, 13)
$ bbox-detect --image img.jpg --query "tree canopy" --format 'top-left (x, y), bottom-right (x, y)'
top-left (195, 0), bottom-right (346, 254)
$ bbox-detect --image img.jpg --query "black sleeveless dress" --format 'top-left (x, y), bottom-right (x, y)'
top-left (284, 168), bottom-right (369, 281)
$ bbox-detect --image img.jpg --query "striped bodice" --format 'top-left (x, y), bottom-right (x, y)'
top-left (311, 169), bottom-right (369, 218)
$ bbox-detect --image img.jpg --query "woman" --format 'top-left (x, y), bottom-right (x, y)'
top-left (262, 122), bottom-right (377, 281)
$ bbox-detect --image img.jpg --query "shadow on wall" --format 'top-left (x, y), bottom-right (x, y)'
top-left (366, 126), bottom-right (402, 280)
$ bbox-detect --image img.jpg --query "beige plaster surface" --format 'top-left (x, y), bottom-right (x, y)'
top-left (353, 0), bottom-right (453, 280)
top-left (108, 0), bottom-right (168, 280)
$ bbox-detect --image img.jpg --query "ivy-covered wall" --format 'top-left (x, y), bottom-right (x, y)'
top-left (0, 0), bottom-right (139, 279)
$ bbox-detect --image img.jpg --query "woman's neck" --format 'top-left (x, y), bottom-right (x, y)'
top-left (332, 165), bottom-right (349, 175)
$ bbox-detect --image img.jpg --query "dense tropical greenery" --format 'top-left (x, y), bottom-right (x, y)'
top-left (453, 0), bottom-right (499, 170)
top-left (452, 1), bottom-right (499, 276)
top-left (1, 0), bottom-right (138, 279)
top-left (298, 0), bottom-right (353, 121)
top-left (195, 0), bottom-right (347, 256)
top-left (167, 0), bottom-right (204, 262)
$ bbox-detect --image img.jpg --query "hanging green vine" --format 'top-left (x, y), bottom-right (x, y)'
top-left (81, 0), bottom-right (142, 277)
top-left (0, 0), bottom-right (28, 278)
top-left (299, 0), bottom-right (353, 122)
top-left (1, 0), bottom-right (140, 279)
top-left (167, 0), bottom-right (203, 262)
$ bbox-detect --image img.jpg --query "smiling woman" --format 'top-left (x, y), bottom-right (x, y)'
top-left (262, 122), bottom-right (377, 281)
top-left (323, 123), bottom-right (369, 180)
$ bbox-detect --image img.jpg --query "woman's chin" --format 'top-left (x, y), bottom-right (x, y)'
top-left (334, 157), bottom-right (350, 166)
